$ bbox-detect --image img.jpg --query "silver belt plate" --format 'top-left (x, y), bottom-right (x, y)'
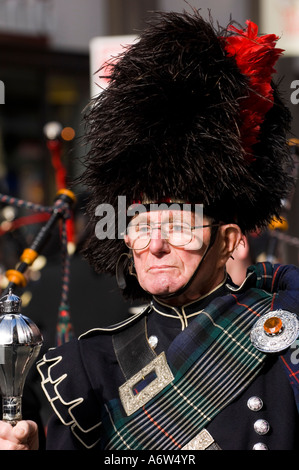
top-left (119, 352), bottom-right (174, 416)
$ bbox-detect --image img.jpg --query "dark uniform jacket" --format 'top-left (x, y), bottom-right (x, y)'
top-left (37, 263), bottom-right (299, 450)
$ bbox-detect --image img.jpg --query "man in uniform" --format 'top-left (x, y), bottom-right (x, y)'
top-left (0, 9), bottom-right (298, 450)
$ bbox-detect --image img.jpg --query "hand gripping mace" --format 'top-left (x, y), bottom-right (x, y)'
top-left (0, 188), bottom-right (76, 425)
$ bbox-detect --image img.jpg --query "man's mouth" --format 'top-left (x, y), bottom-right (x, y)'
top-left (148, 265), bottom-right (176, 271)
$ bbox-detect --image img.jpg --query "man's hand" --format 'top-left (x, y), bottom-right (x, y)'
top-left (0, 420), bottom-right (39, 450)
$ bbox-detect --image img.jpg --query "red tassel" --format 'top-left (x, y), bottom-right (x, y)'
top-left (56, 307), bottom-right (75, 346)
top-left (223, 20), bottom-right (284, 162)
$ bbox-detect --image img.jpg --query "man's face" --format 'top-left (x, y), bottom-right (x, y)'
top-left (125, 210), bottom-right (223, 303)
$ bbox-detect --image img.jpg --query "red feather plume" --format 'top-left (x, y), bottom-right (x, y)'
top-left (222, 20), bottom-right (284, 162)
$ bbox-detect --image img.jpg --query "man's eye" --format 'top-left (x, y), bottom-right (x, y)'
top-left (172, 224), bottom-right (183, 232)
top-left (169, 223), bottom-right (186, 232)
top-left (136, 224), bottom-right (150, 234)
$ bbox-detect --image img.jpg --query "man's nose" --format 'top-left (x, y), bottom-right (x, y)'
top-left (148, 228), bottom-right (171, 253)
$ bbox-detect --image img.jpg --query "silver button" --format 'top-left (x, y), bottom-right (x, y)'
top-left (247, 396), bottom-right (263, 411)
top-left (254, 419), bottom-right (270, 435)
top-left (148, 335), bottom-right (158, 349)
top-left (253, 442), bottom-right (269, 450)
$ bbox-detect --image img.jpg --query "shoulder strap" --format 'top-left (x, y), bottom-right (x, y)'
top-left (112, 316), bottom-right (156, 380)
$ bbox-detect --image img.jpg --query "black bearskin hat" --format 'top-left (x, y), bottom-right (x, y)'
top-left (80, 10), bottom-right (294, 299)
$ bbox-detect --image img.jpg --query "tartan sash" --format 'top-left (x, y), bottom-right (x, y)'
top-left (103, 286), bottom-right (272, 450)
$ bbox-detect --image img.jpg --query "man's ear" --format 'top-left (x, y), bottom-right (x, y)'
top-left (218, 224), bottom-right (243, 263)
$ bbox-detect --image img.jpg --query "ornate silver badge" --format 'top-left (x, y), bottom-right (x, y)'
top-left (250, 309), bottom-right (299, 353)
top-left (182, 429), bottom-right (216, 450)
top-left (119, 352), bottom-right (174, 416)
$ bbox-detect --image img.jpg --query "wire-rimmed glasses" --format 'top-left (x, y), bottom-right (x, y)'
top-left (125, 221), bottom-right (220, 251)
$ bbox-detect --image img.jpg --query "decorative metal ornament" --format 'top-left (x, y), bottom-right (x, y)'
top-left (250, 310), bottom-right (299, 353)
top-left (0, 290), bottom-right (43, 425)
top-left (254, 419), bottom-right (270, 435)
top-left (119, 352), bottom-right (174, 416)
top-left (253, 442), bottom-right (269, 450)
top-left (182, 428), bottom-right (217, 450)
top-left (148, 335), bottom-right (158, 349)
top-left (247, 396), bottom-right (263, 412)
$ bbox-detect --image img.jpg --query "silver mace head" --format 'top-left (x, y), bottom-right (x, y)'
top-left (0, 289), bottom-right (43, 425)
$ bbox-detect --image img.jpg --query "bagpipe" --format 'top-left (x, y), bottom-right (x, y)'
top-left (264, 139), bottom-right (299, 263)
top-left (0, 122), bottom-right (76, 425)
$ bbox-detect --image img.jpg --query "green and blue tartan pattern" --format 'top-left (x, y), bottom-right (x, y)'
top-left (102, 288), bottom-right (272, 450)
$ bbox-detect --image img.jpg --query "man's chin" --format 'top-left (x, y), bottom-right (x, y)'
top-left (143, 281), bottom-right (181, 297)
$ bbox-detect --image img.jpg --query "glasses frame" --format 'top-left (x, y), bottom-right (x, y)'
top-left (124, 222), bottom-right (221, 251)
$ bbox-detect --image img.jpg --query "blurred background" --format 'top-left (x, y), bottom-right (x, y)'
top-left (0, 0), bottom-right (299, 431)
